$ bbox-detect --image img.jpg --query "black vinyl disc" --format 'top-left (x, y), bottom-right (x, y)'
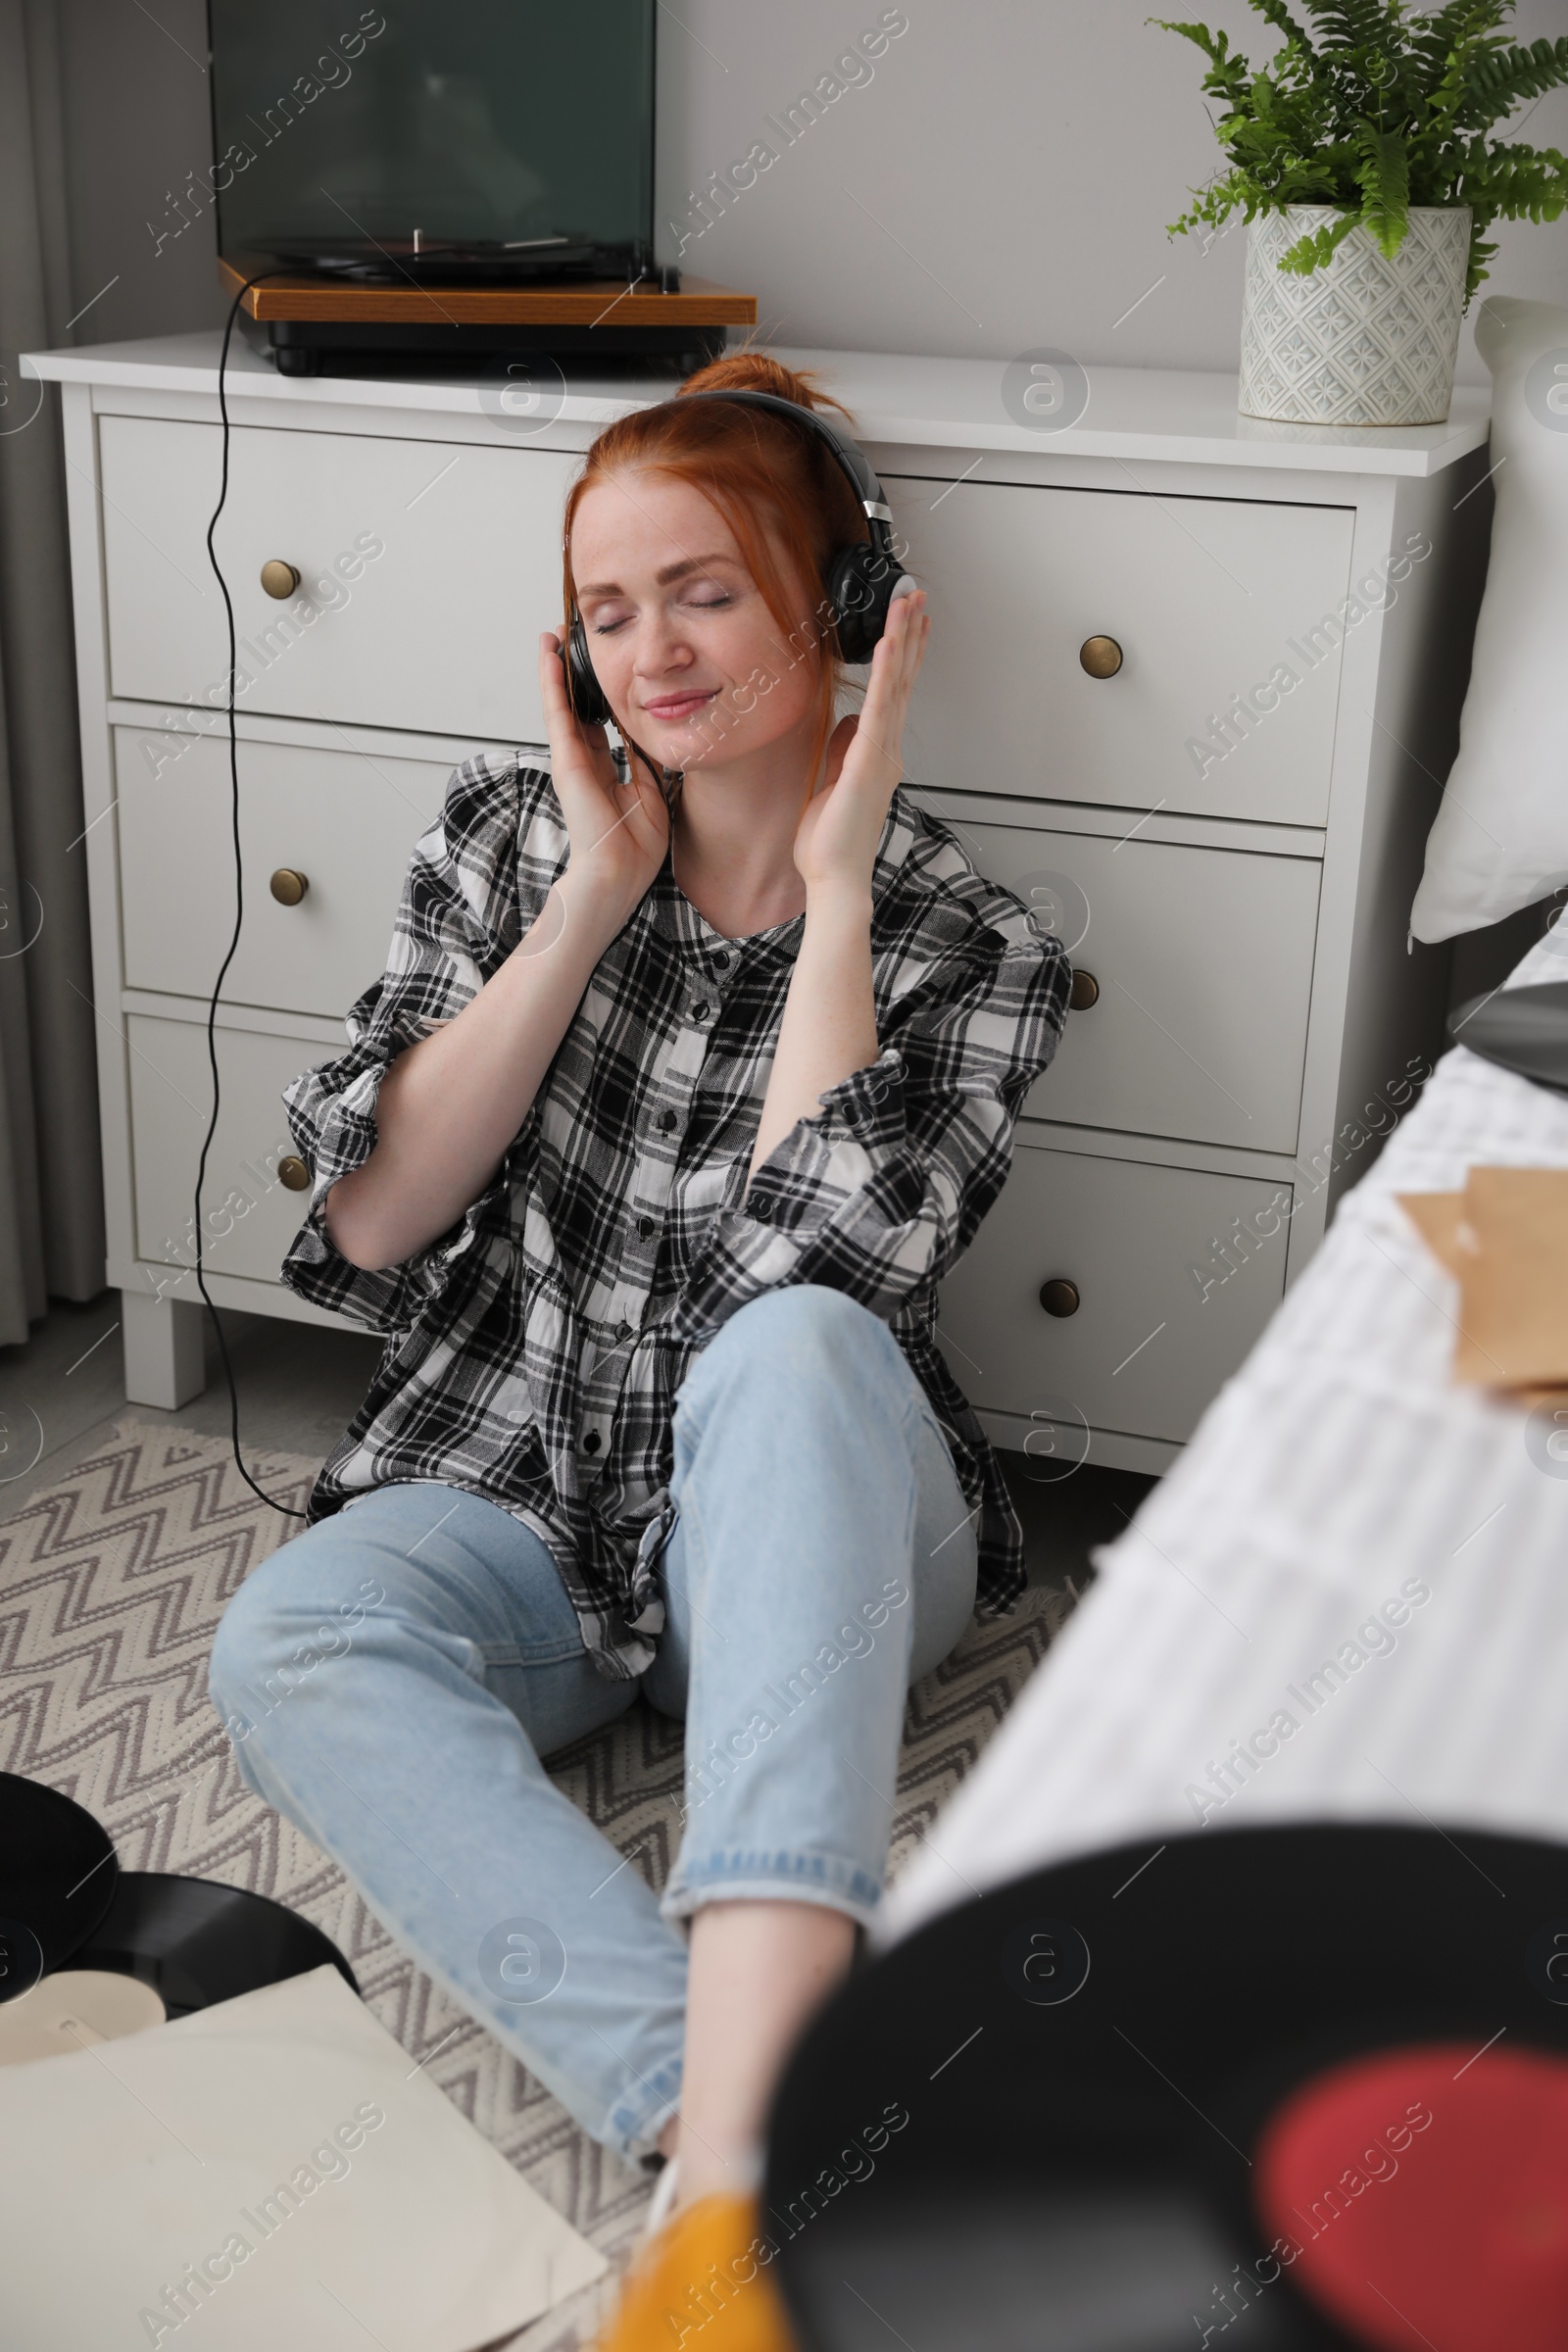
top-left (0, 1770), bottom-right (119, 1998)
top-left (1449, 981), bottom-right (1568, 1096)
top-left (71, 1872), bottom-right (359, 2018)
top-left (764, 1821), bottom-right (1568, 2351)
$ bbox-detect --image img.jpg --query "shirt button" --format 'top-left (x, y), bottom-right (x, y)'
top-left (752, 1196), bottom-right (772, 1222)
top-left (637, 1215), bottom-right (655, 1238)
top-left (657, 1108), bottom-right (677, 1133)
top-left (691, 1000), bottom-right (710, 1021)
top-left (582, 1429), bottom-right (602, 1455)
top-left (616, 1320), bottom-right (633, 1341)
top-left (712, 952), bottom-right (730, 971)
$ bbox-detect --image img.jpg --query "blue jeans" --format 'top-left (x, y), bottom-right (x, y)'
top-left (208, 1287), bottom-right (978, 2160)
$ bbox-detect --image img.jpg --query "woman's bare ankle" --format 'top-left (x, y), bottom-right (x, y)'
top-left (673, 2137), bottom-right (760, 2212)
top-left (671, 1899), bottom-right (857, 2214)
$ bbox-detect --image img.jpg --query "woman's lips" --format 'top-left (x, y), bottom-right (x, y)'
top-left (640, 688), bottom-right (718, 720)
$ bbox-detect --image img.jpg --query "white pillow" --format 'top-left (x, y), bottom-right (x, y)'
top-left (1410, 295), bottom-right (1568, 943)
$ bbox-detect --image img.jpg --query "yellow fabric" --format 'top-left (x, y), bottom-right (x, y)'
top-left (597, 2193), bottom-right (799, 2350)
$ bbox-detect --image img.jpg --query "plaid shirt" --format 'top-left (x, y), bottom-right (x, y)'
top-left (280, 753), bottom-right (1071, 1680)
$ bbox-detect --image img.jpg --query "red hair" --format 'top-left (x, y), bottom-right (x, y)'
top-left (562, 350), bottom-right (867, 792)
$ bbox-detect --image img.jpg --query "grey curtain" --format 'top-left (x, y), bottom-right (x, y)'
top-left (0, 0), bottom-right (106, 1338)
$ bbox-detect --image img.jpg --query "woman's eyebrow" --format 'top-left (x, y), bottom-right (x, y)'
top-left (576, 553), bottom-right (738, 596)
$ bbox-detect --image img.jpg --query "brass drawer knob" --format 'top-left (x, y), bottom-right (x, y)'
top-left (1039, 1278), bottom-right (1080, 1318)
top-left (276, 1155), bottom-right (311, 1192)
top-left (1069, 967), bottom-right (1100, 1011)
top-left (260, 560), bottom-right (302, 600)
top-left (1079, 634), bottom-right (1123, 679)
top-left (270, 867), bottom-right (309, 906)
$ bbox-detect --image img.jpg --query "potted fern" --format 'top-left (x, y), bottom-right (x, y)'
top-left (1155, 2), bottom-right (1568, 425)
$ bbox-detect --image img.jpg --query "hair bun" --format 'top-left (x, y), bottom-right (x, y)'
top-left (677, 346), bottom-right (853, 423)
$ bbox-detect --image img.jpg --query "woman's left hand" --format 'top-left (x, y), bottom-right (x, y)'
top-left (793, 586), bottom-right (928, 899)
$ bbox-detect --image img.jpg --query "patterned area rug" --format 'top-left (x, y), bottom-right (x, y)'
top-left (0, 1418), bottom-right (1074, 2349)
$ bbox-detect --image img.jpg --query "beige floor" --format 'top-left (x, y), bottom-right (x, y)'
top-left (0, 1289), bottom-right (1152, 1587)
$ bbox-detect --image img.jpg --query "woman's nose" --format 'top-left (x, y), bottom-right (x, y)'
top-left (636, 616), bottom-right (694, 674)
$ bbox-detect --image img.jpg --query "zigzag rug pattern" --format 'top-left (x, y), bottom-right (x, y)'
top-left (0, 1418), bottom-right (1071, 2349)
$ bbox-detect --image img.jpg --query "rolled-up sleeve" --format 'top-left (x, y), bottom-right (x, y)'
top-left (668, 924), bottom-right (1070, 1344)
top-left (278, 757), bottom-right (559, 1333)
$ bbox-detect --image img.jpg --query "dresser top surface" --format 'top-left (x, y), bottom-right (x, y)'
top-left (24, 331), bottom-right (1490, 478)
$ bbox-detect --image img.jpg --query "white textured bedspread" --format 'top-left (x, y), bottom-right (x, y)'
top-left (880, 932), bottom-right (1568, 1945)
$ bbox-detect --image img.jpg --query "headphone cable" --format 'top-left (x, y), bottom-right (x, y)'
top-left (196, 270), bottom-right (308, 1518)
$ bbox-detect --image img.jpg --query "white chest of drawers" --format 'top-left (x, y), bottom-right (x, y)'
top-left (30, 333), bottom-right (1491, 1475)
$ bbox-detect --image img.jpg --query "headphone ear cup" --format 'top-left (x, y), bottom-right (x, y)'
top-left (566, 612), bottom-right (612, 727)
top-left (825, 541), bottom-right (906, 664)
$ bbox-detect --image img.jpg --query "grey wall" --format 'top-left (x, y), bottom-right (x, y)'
top-left (653, 0), bottom-right (1568, 384)
top-left (51, 0), bottom-right (1568, 385)
top-left (55, 0), bottom-right (220, 346)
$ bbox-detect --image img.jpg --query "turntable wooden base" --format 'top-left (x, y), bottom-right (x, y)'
top-left (220, 255), bottom-right (757, 376)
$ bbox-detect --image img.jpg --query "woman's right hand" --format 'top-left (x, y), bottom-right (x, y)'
top-left (538, 630), bottom-right (669, 933)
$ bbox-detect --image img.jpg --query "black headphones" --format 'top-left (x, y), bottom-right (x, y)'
top-left (564, 387), bottom-right (912, 730)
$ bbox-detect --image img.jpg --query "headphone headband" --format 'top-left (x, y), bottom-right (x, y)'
top-left (680, 387), bottom-right (895, 534)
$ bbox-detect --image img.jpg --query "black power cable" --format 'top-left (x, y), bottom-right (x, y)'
top-left (193, 276), bottom-right (661, 1518)
top-left (196, 270), bottom-right (308, 1518)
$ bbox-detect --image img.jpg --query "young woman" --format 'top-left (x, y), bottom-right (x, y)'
top-left (209, 350), bottom-right (1068, 2344)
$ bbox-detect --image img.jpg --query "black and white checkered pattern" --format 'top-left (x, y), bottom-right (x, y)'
top-left (281, 755), bottom-right (1071, 1679)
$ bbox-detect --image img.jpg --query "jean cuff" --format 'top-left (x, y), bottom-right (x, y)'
top-left (662, 1847), bottom-right (884, 1934)
top-left (605, 2054), bottom-right (685, 2164)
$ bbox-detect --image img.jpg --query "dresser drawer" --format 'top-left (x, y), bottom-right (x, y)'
top-left (939, 1141), bottom-right (1289, 1446)
top-left (117, 726), bottom-right (453, 1020)
top-left (127, 1015), bottom-right (326, 1284)
top-left (887, 477), bottom-right (1354, 826)
top-left (99, 416), bottom-right (574, 741)
top-left (954, 817), bottom-right (1321, 1152)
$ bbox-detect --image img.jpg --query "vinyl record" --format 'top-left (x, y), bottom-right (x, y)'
top-left (0, 1771), bottom-right (119, 2000)
top-left (71, 1872), bottom-right (359, 2019)
top-left (764, 1822), bottom-right (1568, 2352)
top-left (1449, 981), bottom-right (1568, 1097)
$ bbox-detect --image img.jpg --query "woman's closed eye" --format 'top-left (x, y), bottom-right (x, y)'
top-left (593, 584), bottom-right (733, 634)
top-left (587, 568), bottom-right (743, 635)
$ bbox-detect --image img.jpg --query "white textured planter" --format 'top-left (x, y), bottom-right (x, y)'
top-left (1238, 204), bottom-right (1470, 426)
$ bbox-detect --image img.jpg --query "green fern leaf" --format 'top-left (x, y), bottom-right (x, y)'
top-left (1153, 0), bottom-right (1568, 311)
top-left (1354, 122), bottom-right (1412, 254)
top-left (1459, 37), bottom-right (1568, 130)
top-left (1147, 19), bottom-right (1233, 69)
top-left (1301, 0), bottom-right (1397, 53)
top-left (1247, 0), bottom-right (1320, 53)
top-left (1411, 0), bottom-right (1507, 122)
top-left (1147, 18), bottom-right (1255, 105)
top-left (1407, 0), bottom-right (1507, 88)
top-left (1463, 231), bottom-right (1499, 298)
top-left (1277, 209), bottom-right (1363, 272)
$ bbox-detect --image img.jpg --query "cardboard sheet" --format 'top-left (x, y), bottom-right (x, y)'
top-left (0, 1961), bottom-right (607, 2351)
top-left (0, 1966), bottom-right (166, 2064)
top-left (1451, 1165), bottom-right (1568, 1388)
top-left (1396, 1190), bottom-right (1470, 1279)
top-left (1399, 1172), bottom-right (1568, 1403)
